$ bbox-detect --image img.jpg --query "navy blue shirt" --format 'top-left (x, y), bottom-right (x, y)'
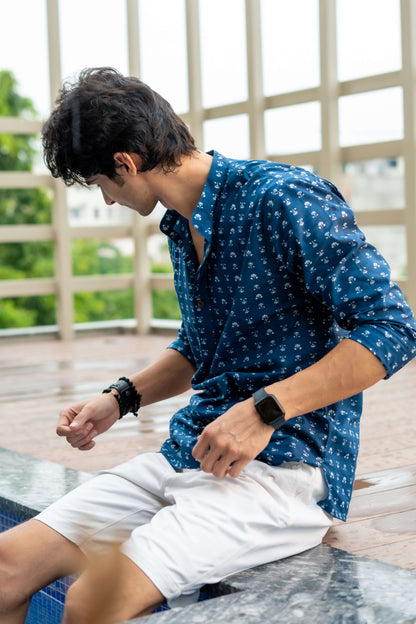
top-left (159, 151), bottom-right (416, 521)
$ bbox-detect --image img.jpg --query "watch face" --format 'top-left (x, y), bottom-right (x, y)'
top-left (258, 396), bottom-right (282, 423)
top-left (253, 389), bottom-right (285, 429)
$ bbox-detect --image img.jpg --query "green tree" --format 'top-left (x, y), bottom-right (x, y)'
top-left (0, 70), bottom-right (55, 328)
top-left (151, 261), bottom-right (181, 320)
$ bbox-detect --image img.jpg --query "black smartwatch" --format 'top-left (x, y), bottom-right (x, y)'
top-left (252, 387), bottom-right (286, 430)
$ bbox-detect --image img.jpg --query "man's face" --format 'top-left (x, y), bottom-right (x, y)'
top-left (87, 171), bottom-right (158, 217)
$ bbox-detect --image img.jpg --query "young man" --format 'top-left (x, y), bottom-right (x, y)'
top-left (0, 67), bottom-right (415, 624)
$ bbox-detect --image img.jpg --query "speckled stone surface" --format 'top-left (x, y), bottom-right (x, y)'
top-left (0, 447), bottom-right (90, 519)
top-left (1, 448), bottom-right (416, 623)
top-left (129, 545), bottom-right (416, 624)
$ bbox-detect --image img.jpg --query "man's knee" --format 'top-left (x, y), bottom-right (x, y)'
top-left (0, 535), bottom-right (29, 614)
top-left (63, 576), bottom-right (132, 624)
top-left (62, 582), bottom-right (87, 624)
top-left (62, 552), bottom-right (164, 624)
top-left (0, 518), bottom-right (85, 616)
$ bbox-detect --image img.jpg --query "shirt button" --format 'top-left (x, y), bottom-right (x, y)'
top-left (197, 300), bottom-right (205, 308)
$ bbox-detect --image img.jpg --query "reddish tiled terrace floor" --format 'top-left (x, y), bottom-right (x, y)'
top-left (0, 331), bottom-right (415, 571)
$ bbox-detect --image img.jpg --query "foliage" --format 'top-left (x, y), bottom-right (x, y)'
top-left (0, 70), bottom-right (56, 328)
top-left (0, 298), bottom-right (37, 328)
top-left (72, 239), bottom-right (133, 276)
top-left (0, 295), bottom-right (56, 328)
top-left (0, 70), bottom-right (36, 172)
top-left (74, 290), bottom-right (134, 323)
top-left (152, 289), bottom-right (181, 320)
top-left (0, 188), bottom-right (53, 225)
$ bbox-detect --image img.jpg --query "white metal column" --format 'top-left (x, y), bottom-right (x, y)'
top-left (46, 0), bottom-right (74, 340)
top-left (185, 0), bottom-right (204, 148)
top-left (126, 0), bottom-right (152, 334)
top-left (245, 0), bottom-right (266, 159)
top-left (401, 0), bottom-right (416, 313)
top-left (319, 0), bottom-right (342, 186)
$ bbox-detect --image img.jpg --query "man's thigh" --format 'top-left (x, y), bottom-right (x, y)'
top-left (35, 452), bottom-right (172, 554)
top-left (121, 460), bottom-right (334, 602)
top-left (0, 518), bottom-right (85, 600)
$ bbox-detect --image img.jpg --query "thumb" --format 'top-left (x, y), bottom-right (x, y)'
top-left (68, 404), bottom-right (95, 432)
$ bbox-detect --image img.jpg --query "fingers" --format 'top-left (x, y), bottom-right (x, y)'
top-left (191, 433), bottom-right (210, 462)
top-left (58, 421), bottom-right (98, 450)
top-left (56, 394), bottom-right (119, 453)
top-left (192, 400), bottom-right (274, 478)
top-left (192, 428), bottom-right (242, 479)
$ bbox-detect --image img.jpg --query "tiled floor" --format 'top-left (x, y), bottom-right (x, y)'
top-left (0, 331), bottom-right (415, 571)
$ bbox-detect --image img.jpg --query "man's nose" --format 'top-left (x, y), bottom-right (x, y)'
top-left (101, 190), bottom-right (115, 205)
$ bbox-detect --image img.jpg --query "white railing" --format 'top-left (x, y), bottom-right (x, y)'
top-left (0, 0), bottom-right (415, 340)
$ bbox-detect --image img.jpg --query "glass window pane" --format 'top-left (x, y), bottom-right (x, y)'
top-left (203, 115), bottom-right (250, 159)
top-left (261, 0), bottom-right (320, 96)
top-left (33, 137), bottom-right (49, 174)
top-left (149, 234), bottom-right (173, 272)
top-left (59, 0), bottom-right (128, 81)
top-left (0, 0), bottom-right (49, 118)
top-left (152, 290), bottom-right (181, 321)
top-left (0, 187), bottom-right (53, 225)
top-left (74, 289), bottom-right (134, 323)
top-left (0, 295), bottom-right (56, 329)
top-left (360, 225), bottom-right (407, 281)
top-left (0, 130), bottom-right (47, 175)
top-left (67, 187), bottom-right (132, 227)
top-left (339, 87), bottom-right (403, 147)
top-left (199, 0), bottom-right (247, 108)
top-left (72, 239), bottom-right (133, 276)
top-left (337, 0), bottom-right (401, 82)
top-left (138, 0), bottom-right (188, 114)
top-left (0, 241), bottom-right (54, 278)
top-left (0, 132), bottom-right (36, 172)
top-left (341, 158), bottom-right (404, 212)
top-left (265, 102), bottom-right (321, 155)
top-left (302, 165), bottom-right (320, 176)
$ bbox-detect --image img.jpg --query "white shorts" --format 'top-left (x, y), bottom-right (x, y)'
top-left (36, 452), bottom-right (333, 602)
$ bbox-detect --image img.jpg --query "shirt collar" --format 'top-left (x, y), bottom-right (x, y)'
top-left (190, 150), bottom-right (228, 243)
top-left (159, 151), bottom-right (229, 243)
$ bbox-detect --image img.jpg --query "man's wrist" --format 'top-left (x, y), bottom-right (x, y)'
top-left (102, 377), bottom-right (142, 419)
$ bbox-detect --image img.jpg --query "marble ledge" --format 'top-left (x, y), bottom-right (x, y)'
top-left (0, 447), bottom-right (90, 519)
top-left (132, 545), bottom-right (416, 624)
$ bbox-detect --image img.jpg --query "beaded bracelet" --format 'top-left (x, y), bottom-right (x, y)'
top-left (102, 376), bottom-right (142, 419)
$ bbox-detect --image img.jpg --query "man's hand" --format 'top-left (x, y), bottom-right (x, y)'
top-left (191, 398), bottom-right (274, 478)
top-left (56, 393), bottom-right (120, 451)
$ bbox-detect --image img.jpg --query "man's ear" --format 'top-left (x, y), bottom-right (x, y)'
top-left (113, 152), bottom-right (142, 175)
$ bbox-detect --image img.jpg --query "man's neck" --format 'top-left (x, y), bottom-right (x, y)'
top-left (151, 151), bottom-right (213, 221)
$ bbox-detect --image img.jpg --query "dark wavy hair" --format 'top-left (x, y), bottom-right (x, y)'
top-left (42, 67), bottom-right (197, 186)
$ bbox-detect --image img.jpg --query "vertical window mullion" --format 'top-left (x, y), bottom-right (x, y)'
top-left (47, 0), bottom-right (73, 340)
top-left (400, 0), bottom-right (416, 311)
top-left (186, 0), bottom-right (204, 148)
top-left (245, 0), bottom-right (265, 159)
top-left (319, 0), bottom-right (342, 185)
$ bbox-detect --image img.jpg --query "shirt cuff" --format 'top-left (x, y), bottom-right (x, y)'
top-left (348, 322), bottom-right (416, 379)
top-left (167, 336), bottom-right (195, 367)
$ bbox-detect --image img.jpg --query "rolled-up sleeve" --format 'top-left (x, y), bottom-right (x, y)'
top-left (167, 321), bottom-right (196, 366)
top-left (266, 174), bottom-right (416, 378)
